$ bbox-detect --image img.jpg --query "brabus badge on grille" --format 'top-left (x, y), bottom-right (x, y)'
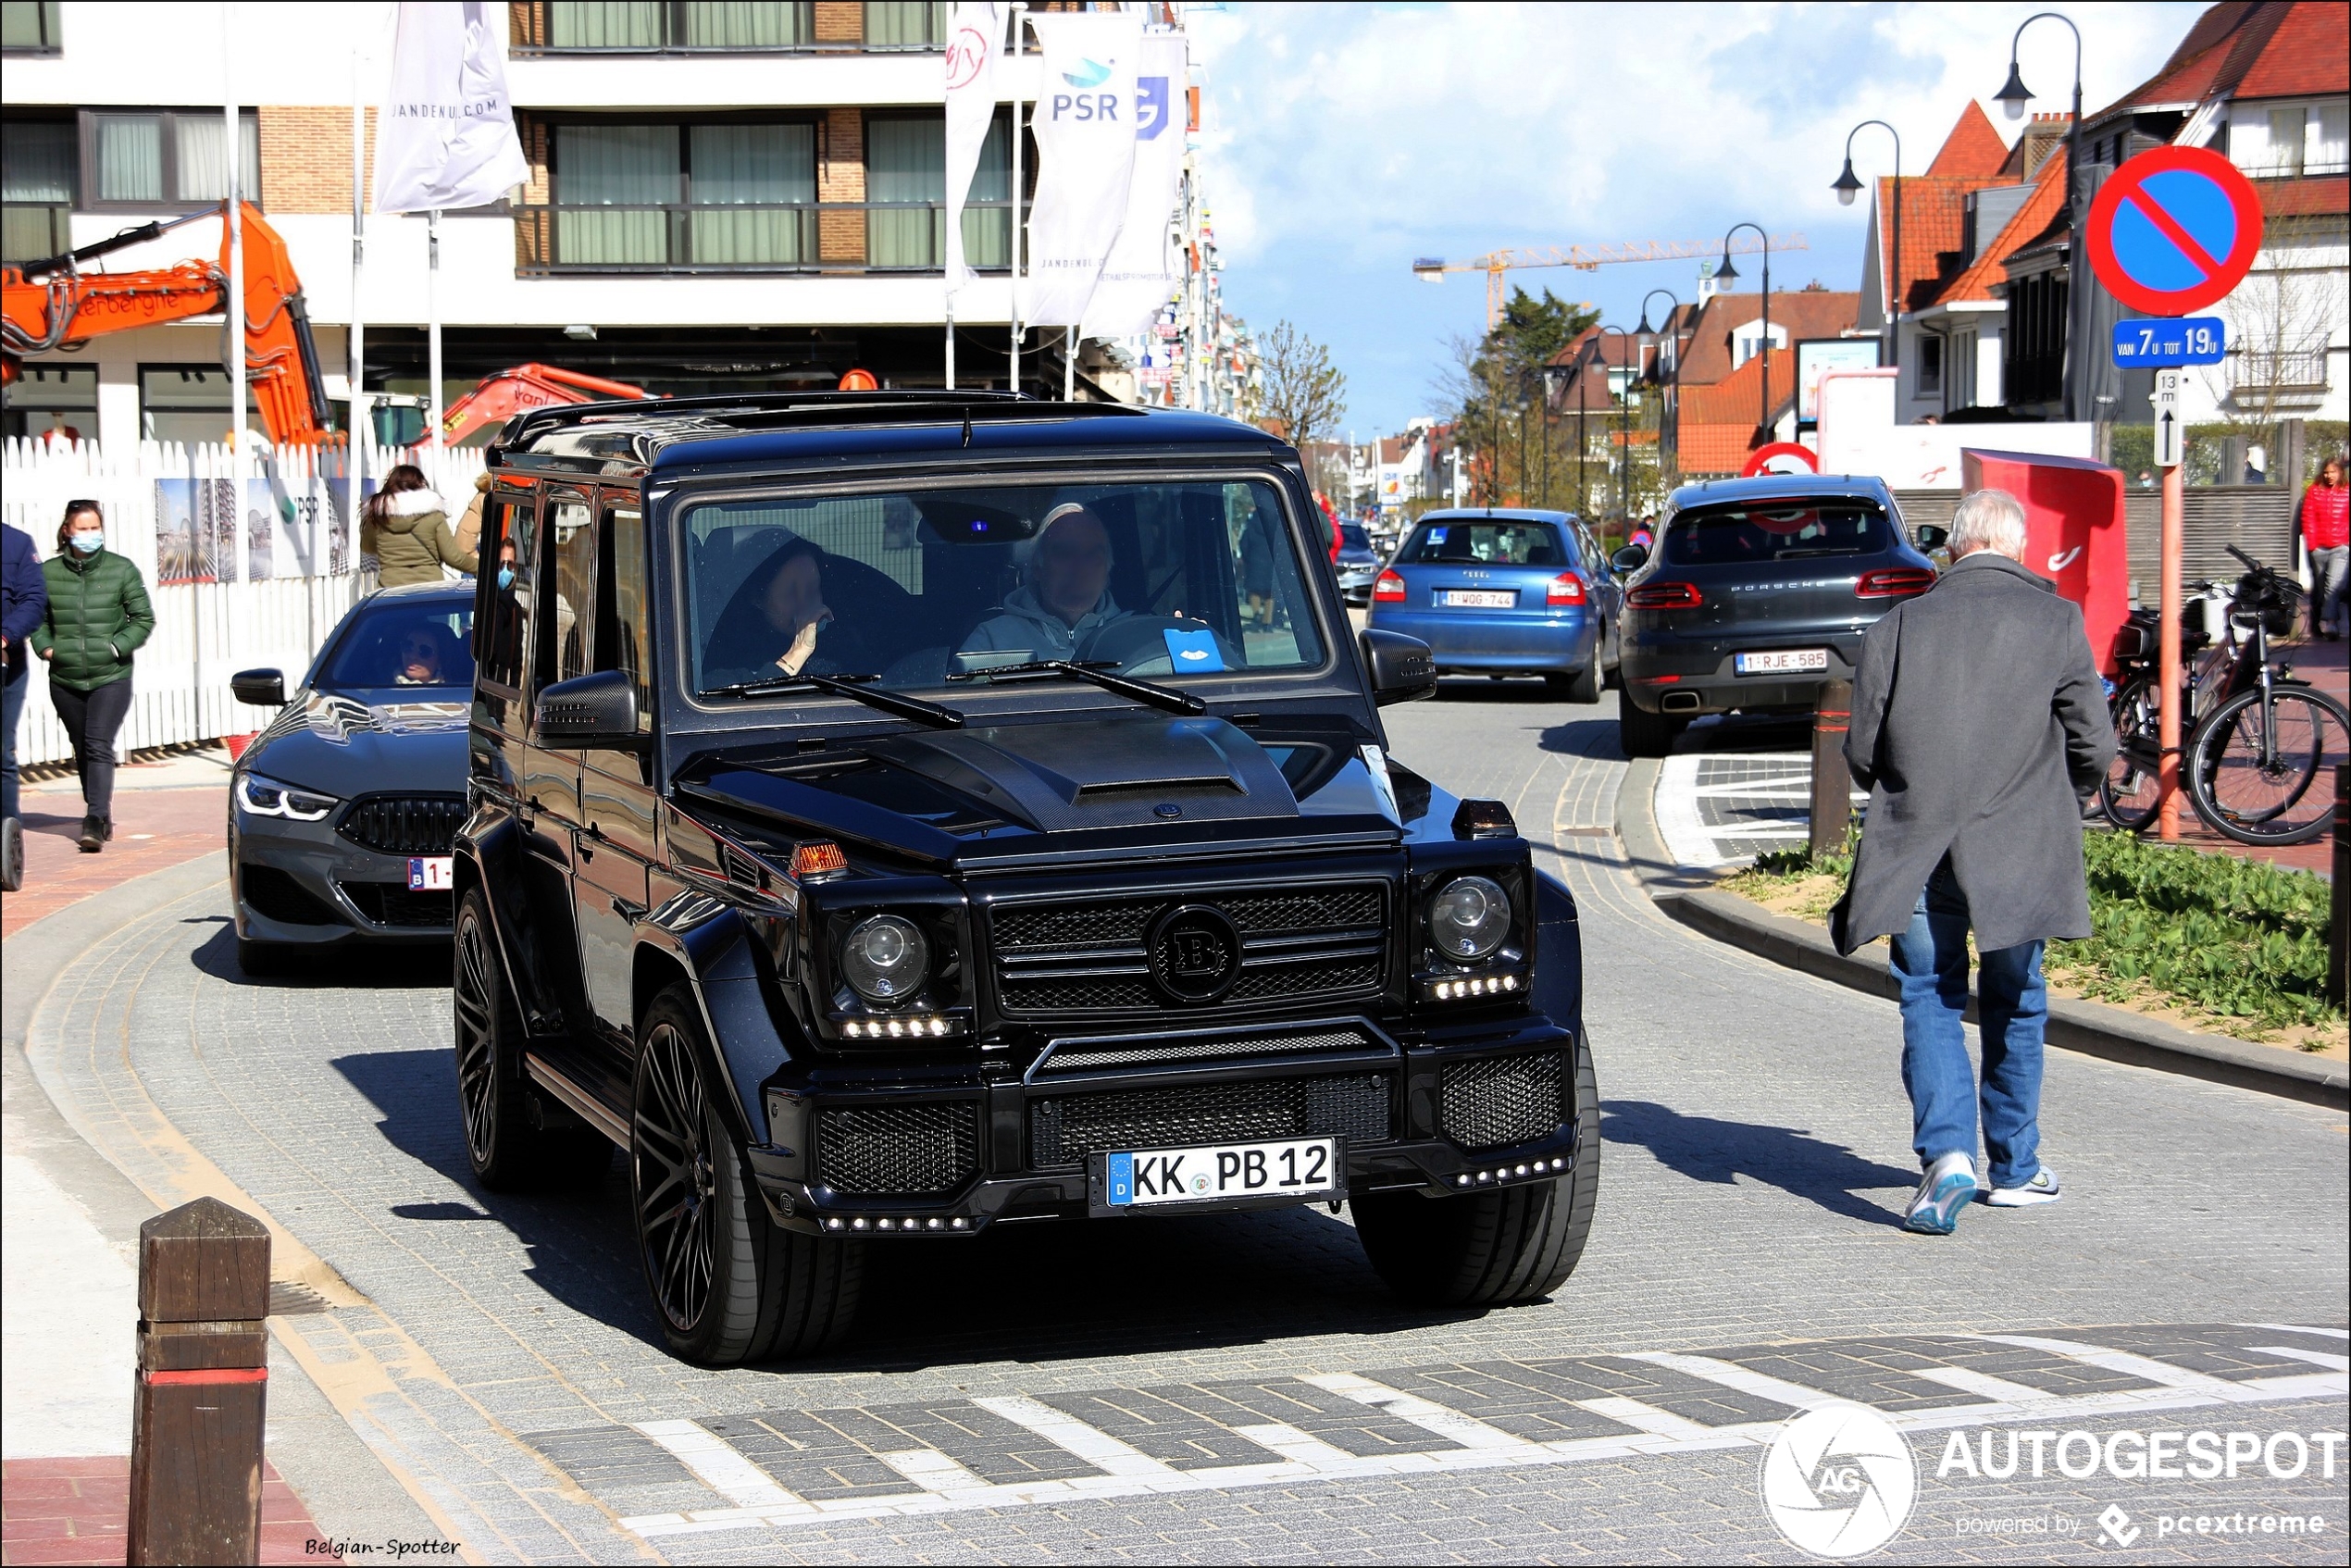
top-left (1147, 904), bottom-right (1241, 1004)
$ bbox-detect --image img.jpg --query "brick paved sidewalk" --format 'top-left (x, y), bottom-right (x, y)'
top-left (0, 1458), bottom-right (336, 1565)
top-left (3, 750), bottom-right (231, 940)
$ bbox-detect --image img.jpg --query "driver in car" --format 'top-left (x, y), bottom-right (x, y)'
top-left (960, 504), bottom-right (1132, 660)
top-left (392, 623), bottom-right (454, 687)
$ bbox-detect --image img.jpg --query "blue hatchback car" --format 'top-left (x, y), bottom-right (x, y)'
top-left (1366, 509), bottom-right (1620, 701)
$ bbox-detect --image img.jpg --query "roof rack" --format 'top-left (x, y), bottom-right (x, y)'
top-left (491, 389), bottom-right (1146, 455)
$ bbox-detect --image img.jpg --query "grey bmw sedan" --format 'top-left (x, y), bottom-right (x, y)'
top-left (226, 581), bottom-right (473, 975)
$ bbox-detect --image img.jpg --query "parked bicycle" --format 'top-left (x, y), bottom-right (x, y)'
top-left (2098, 545), bottom-right (2349, 846)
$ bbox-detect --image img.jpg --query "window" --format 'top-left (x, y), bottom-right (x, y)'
top-left (477, 497), bottom-right (538, 693)
top-left (545, 500), bottom-right (597, 686)
top-left (1664, 504), bottom-right (1891, 566)
top-left (550, 118), bottom-right (815, 268)
top-left (2265, 106), bottom-right (2307, 176)
top-left (2, 118), bottom-right (74, 262)
top-left (320, 599), bottom-right (477, 691)
top-left (864, 2), bottom-right (944, 46)
top-left (546, 2), bottom-right (811, 49)
top-left (1398, 521), bottom-right (1568, 567)
top-left (865, 111), bottom-right (1011, 269)
top-left (139, 365), bottom-right (260, 446)
top-left (1, 364), bottom-right (93, 442)
top-left (1915, 333), bottom-right (1943, 397)
top-left (597, 502), bottom-right (654, 730)
top-left (82, 109), bottom-right (259, 208)
top-left (1, 2), bottom-right (59, 54)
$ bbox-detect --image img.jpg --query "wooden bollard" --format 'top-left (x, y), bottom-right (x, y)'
top-left (1810, 678), bottom-right (1854, 861)
top-left (129, 1197), bottom-right (270, 1567)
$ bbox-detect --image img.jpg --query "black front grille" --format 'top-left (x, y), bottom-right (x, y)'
top-left (1029, 1073), bottom-right (1391, 1168)
top-left (816, 1102), bottom-right (979, 1197)
top-left (240, 864), bottom-right (343, 927)
top-left (991, 880), bottom-right (1388, 1019)
top-left (338, 881), bottom-right (454, 929)
top-left (338, 794), bottom-right (466, 856)
top-left (1038, 1027), bottom-right (1374, 1076)
top-left (1441, 1052), bottom-right (1567, 1151)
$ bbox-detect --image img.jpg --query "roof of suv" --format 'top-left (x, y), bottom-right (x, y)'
top-left (488, 392), bottom-right (1288, 477)
top-left (1664, 474), bottom-right (1896, 512)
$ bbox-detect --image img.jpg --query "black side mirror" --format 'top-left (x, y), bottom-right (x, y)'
top-left (1611, 544), bottom-right (1649, 574)
top-left (535, 669), bottom-right (639, 747)
top-left (1360, 628), bottom-right (1437, 706)
top-left (1912, 524), bottom-right (1948, 552)
top-left (230, 668), bottom-right (286, 708)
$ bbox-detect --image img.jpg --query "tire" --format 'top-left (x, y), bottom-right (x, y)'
top-left (1352, 1034), bottom-right (1600, 1308)
top-left (236, 937), bottom-right (303, 977)
top-left (631, 985), bottom-right (862, 1365)
top-left (1550, 661), bottom-right (1602, 704)
top-left (2183, 684), bottom-right (2351, 846)
top-left (0, 815), bottom-right (21, 893)
top-left (1617, 699), bottom-right (1683, 758)
top-left (2097, 677), bottom-right (2164, 832)
top-left (453, 889), bottom-right (610, 1191)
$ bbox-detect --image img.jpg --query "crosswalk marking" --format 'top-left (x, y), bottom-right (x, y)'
top-left (1618, 1350), bottom-right (1847, 1412)
top-left (2245, 1345), bottom-right (2351, 1372)
top-left (1230, 1422), bottom-right (1358, 1469)
top-left (1572, 1396), bottom-right (1721, 1441)
top-left (1300, 1373), bottom-right (1538, 1453)
top-left (2241, 1323), bottom-right (2350, 1342)
top-left (1909, 1365), bottom-right (2063, 1405)
top-left (880, 1448), bottom-right (996, 1495)
top-left (970, 1395), bottom-right (1179, 1478)
top-left (633, 1418), bottom-right (799, 1510)
top-left (1972, 1333), bottom-right (2249, 1399)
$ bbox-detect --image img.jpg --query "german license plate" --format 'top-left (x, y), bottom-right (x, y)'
top-left (1095, 1136), bottom-right (1341, 1213)
top-left (1735, 648), bottom-right (1829, 675)
top-left (408, 856), bottom-right (454, 890)
top-left (1437, 589), bottom-right (1517, 608)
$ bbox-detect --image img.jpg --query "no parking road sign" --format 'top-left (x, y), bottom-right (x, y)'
top-left (2086, 145), bottom-right (2264, 317)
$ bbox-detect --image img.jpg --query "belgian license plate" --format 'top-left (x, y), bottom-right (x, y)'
top-left (1735, 648), bottom-right (1829, 676)
top-left (1095, 1136), bottom-right (1342, 1213)
top-left (1438, 589), bottom-right (1517, 608)
top-left (408, 856), bottom-right (454, 891)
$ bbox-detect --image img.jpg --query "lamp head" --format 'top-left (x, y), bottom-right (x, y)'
top-left (1713, 253), bottom-right (1740, 284)
top-left (1635, 310), bottom-right (1654, 335)
top-left (1832, 157), bottom-right (1863, 207)
top-left (1996, 60), bottom-right (2032, 121)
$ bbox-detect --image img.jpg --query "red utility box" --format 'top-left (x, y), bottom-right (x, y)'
top-left (1959, 448), bottom-right (2131, 675)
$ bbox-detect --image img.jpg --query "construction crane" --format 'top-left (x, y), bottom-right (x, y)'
top-left (1412, 233), bottom-right (1810, 329)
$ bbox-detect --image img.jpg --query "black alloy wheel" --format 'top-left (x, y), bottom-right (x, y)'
top-left (633, 1011), bottom-right (720, 1338)
top-left (454, 888), bottom-right (609, 1190)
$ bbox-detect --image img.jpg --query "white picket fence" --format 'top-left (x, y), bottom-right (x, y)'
top-left (4, 437), bottom-right (487, 770)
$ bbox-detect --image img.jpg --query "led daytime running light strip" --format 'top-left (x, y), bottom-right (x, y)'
top-left (1430, 973), bottom-right (1521, 1001)
top-left (1455, 1156), bottom-right (1570, 1187)
top-left (840, 1015), bottom-right (956, 1039)
top-left (827, 1215), bottom-right (968, 1231)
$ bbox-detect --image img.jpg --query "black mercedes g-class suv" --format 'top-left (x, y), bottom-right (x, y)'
top-left (454, 392), bottom-right (1597, 1364)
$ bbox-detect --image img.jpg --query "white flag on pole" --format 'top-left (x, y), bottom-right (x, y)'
top-left (373, 1), bottom-right (528, 215)
top-left (1082, 31), bottom-right (1188, 340)
top-left (1023, 10), bottom-right (1142, 329)
top-left (943, 1), bottom-right (1004, 297)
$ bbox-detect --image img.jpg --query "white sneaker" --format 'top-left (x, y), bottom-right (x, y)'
top-left (1902, 1151), bottom-right (1977, 1235)
top-left (1983, 1165), bottom-right (2061, 1207)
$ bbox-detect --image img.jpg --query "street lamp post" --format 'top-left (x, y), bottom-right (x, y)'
top-left (1833, 120), bottom-right (1902, 371)
top-left (1599, 325), bottom-right (1636, 527)
top-left (1995, 11), bottom-right (2085, 421)
top-left (1636, 288), bottom-right (1682, 479)
top-left (1712, 224), bottom-right (1773, 444)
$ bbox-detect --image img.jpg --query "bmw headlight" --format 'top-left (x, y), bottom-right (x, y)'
top-left (840, 915), bottom-right (931, 1004)
top-left (236, 771), bottom-right (339, 823)
top-left (1427, 875), bottom-right (1511, 962)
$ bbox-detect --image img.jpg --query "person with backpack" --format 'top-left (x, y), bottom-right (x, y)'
top-left (30, 501), bottom-right (155, 853)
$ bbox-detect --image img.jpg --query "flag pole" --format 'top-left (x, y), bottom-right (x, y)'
top-left (1065, 326), bottom-right (1076, 401)
top-left (224, 6), bottom-right (243, 477)
top-left (1009, 2), bottom-right (1025, 396)
top-left (427, 207), bottom-right (443, 472)
top-left (348, 39), bottom-right (366, 554)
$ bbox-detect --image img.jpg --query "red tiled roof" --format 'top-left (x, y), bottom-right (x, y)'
top-left (2091, 1), bottom-right (2337, 118)
top-left (1875, 173), bottom-right (2016, 315)
top-left (2259, 175), bottom-right (2351, 218)
top-left (1927, 149), bottom-right (2071, 305)
top-left (1925, 102), bottom-right (2009, 177)
top-left (2236, 2), bottom-right (2350, 95)
top-left (1676, 424), bottom-right (1763, 476)
top-left (1677, 353), bottom-right (1790, 429)
top-left (1677, 291), bottom-right (1862, 385)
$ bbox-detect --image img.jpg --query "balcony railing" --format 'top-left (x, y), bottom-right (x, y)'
top-left (2231, 349), bottom-right (2332, 395)
top-left (514, 201), bottom-right (1013, 274)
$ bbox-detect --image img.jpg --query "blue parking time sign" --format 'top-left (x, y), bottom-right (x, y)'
top-left (2112, 317), bottom-right (2226, 367)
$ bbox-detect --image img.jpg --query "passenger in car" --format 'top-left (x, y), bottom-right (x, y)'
top-left (959, 504), bottom-right (1131, 659)
top-left (706, 536), bottom-right (874, 681)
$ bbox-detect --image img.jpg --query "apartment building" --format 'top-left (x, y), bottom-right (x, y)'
top-left (3, 0), bottom-right (1193, 448)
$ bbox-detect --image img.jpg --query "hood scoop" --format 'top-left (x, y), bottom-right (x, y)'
top-left (867, 715), bottom-right (1297, 833)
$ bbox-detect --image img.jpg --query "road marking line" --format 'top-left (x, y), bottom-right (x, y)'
top-left (1230, 1422), bottom-right (1357, 1470)
top-left (879, 1448), bottom-right (996, 1494)
top-left (2245, 1346), bottom-right (2351, 1372)
top-left (1572, 1396), bottom-right (1720, 1440)
top-left (1299, 1373), bottom-right (1538, 1453)
top-left (633, 1419), bottom-right (799, 1510)
top-left (1968, 1335), bottom-right (2251, 1399)
top-left (1909, 1365), bottom-right (2063, 1405)
top-left (2241, 1324), bottom-right (2350, 1341)
top-left (1618, 1350), bottom-right (1848, 1412)
top-left (968, 1395), bottom-right (1176, 1478)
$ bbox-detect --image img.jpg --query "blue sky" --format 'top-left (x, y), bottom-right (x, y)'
top-left (1187, 1), bottom-right (2208, 437)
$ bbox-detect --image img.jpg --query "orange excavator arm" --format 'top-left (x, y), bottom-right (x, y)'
top-left (2, 202), bottom-right (331, 445)
top-left (440, 362), bottom-right (653, 446)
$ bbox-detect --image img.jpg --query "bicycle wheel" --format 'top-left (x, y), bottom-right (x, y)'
top-left (2098, 678), bottom-right (2166, 831)
top-left (2184, 684), bottom-right (2351, 845)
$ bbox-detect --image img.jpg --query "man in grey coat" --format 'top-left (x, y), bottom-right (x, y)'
top-left (1830, 488), bottom-right (2117, 1235)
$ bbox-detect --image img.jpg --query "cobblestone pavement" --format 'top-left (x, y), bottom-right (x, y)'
top-left (14, 680), bottom-right (2347, 1563)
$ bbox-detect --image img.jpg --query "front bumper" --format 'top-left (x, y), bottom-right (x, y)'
top-left (230, 810), bottom-right (455, 944)
top-left (748, 1014), bottom-right (1583, 1236)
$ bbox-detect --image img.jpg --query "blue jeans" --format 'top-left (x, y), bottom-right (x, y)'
top-left (1890, 857), bottom-right (2047, 1191)
top-left (2, 666), bottom-right (24, 821)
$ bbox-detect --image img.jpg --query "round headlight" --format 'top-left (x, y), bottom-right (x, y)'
top-left (1428, 876), bottom-right (1511, 962)
top-left (840, 915), bottom-right (931, 1004)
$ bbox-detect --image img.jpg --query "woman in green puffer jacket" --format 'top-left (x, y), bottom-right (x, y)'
top-left (30, 501), bottom-right (155, 852)
top-left (360, 464), bottom-right (478, 588)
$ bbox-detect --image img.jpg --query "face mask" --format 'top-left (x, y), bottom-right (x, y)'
top-left (70, 531), bottom-right (103, 554)
top-left (496, 566), bottom-right (515, 591)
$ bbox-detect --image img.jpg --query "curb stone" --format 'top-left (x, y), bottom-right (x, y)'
top-left (1616, 755), bottom-right (2350, 1112)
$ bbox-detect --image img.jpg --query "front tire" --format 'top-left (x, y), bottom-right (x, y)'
top-left (2098, 677), bottom-right (2163, 831)
top-left (1618, 698), bottom-right (1683, 758)
top-left (454, 889), bottom-right (609, 1190)
top-left (1353, 1035), bottom-right (1600, 1307)
top-left (632, 986), bottom-right (862, 1365)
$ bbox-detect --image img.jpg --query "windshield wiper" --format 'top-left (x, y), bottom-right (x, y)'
top-left (698, 671), bottom-right (964, 729)
top-left (947, 659), bottom-right (1207, 716)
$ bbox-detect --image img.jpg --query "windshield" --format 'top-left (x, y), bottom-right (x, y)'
top-left (1664, 503), bottom-right (1890, 565)
top-left (1338, 523), bottom-right (1372, 552)
top-left (320, 600), bottom-right (475, 691)
top-left (1399, 519), bottom-right (1569, 567)
top-left (682, 479), bottom-right (1325, 696)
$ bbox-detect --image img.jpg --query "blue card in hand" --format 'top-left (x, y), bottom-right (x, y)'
top-left (1163, 627), bottom-right (1225, 671)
